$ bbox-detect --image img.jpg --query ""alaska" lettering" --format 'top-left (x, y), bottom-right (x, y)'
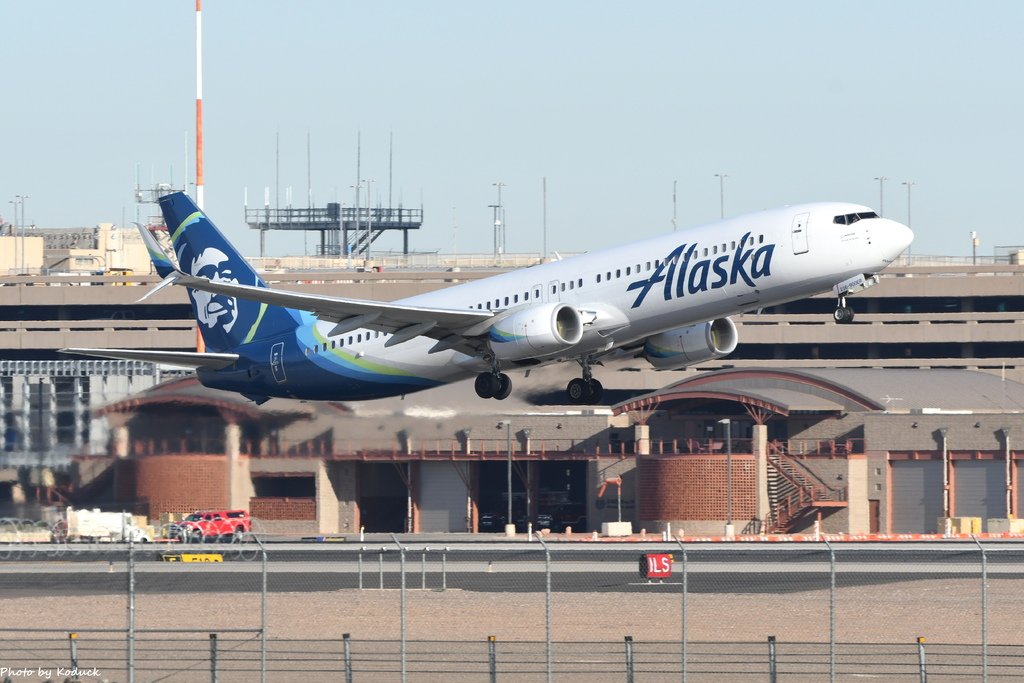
top-left (627, 232), bottom-right (775, 309)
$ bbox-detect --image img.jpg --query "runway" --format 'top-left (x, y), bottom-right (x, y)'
top-left (0, 541), bottom-right (1018, 597)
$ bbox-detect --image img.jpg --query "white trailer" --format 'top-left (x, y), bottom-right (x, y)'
top-left (58, 507), bottom-right (152, 543)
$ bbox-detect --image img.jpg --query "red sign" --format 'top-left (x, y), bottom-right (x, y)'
top-left (639, 553), bottom-right (673, 579)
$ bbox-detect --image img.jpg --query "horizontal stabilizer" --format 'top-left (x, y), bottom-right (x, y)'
top-left (59, 348), bottom-right (239, 370)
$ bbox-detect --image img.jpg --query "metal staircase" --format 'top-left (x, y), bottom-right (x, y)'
top-left (766, 442), bottom-right (848, 533)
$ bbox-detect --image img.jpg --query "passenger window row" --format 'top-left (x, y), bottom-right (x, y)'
top-left (306, 330), bottom-right (387, 355)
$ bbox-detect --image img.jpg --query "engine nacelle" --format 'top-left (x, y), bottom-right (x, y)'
top-left (489, 303), bottom-right (584, 361)
top-left (642, 317), bottom-right (738, 370)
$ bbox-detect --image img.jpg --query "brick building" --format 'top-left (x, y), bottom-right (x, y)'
top-left (617, 368), bottom-right (1024, 535)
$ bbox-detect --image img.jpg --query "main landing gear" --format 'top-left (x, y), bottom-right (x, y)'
top-left (833, 295), bottom-right (855, 324)
top-left (475, 370), bottom-right (512, 400)
top-left (566, 357), bottom-right (603, 405)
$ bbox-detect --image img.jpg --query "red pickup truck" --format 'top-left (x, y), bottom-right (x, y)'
top-left (173, 510), bottom-right (251, 541)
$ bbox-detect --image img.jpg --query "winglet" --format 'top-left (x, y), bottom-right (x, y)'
top-left (134, 222), bottom-right (178, 279)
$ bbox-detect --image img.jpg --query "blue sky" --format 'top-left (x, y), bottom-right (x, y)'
top-left (2, 1), bottom-right (1021, 258)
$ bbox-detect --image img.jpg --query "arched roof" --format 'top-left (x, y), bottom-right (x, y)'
top-left (95, 376), bottom-right (328, 423)
top-left (612, 368), bottom-right (1024, 417)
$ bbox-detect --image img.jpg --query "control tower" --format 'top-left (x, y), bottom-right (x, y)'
top-left (245, 202), bottom-right (423, 257)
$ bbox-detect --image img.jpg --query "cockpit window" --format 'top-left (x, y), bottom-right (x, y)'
top-left (833, 211), bottom-right (879, 225)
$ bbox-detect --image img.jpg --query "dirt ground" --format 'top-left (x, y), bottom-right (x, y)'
top-left (0, 577), bottom-right (1018, 682)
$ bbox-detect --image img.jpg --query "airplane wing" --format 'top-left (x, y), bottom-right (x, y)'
top-left (134, 222), bottom-right (497, 355)
top-left (171, 272), bottom-right (491, 333)
top-left (177, 272), bottom-right (489, 328)
top-left (60, 348), bottom-right (239, 369)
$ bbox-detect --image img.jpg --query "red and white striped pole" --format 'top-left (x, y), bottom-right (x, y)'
top-left (195, 0), bottom-right (204, 210)
top-left (195, 0), bottom-right (206, 353)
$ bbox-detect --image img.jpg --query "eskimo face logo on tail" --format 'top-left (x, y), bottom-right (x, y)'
top-left (627, 232), bottom-right (775, 309)
top-left (189, 247), bottom-right (240, 332)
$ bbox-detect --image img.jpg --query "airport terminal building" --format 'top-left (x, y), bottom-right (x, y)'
top-left (4, 252), bottom-right (1024, 536)
top-left (63, 365), bottom-right (1024, 537)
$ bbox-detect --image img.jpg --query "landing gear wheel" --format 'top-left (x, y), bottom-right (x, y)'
top-left (833, 306), bottom-right (855, 324)
top-left (475, 373), bottom-right (499, 399)
top-left (833, 294), bottom-right (855, 324)
top-left (493, 373), bottom-right (512, 400)
top-left (567, 378), bottom-right (593, 405)
top-left (589, 379), bottom-right (604, 403)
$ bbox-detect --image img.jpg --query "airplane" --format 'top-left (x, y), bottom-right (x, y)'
top-left (63, 192), bottom-right (913, 404)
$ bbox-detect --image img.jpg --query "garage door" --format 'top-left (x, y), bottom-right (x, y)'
top-left (419, 462), bottom-right (469, 532)
top-left (891, 460), bottom-right (944, 533)
top-left (955, 460), bottom-right (1006, 520)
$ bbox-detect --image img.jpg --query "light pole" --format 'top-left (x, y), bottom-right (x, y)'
top-left (349, 182), bottom-right (361, 258)
top-left (718, 418), bottom-right (734, 538)
top-left (18, 195), bottom-right (28, 274)
top-left (873, 176), bottom-right (887, 216)
top-left (365, 179), bottom-right (376, 263)
top-left (971, 231), bottom-right (979, 265)
top-left (7, 198), bottom-right (19, 274)
top-left (672, 179), bottom-right (678, 231)
top-left (714, 173), bottom-right (728, 219)
top-left (491, 182), bottom-right (506, 260)
top-left (903, 181), bottom-right (915, 260)
top-left (10, 195), bottom-right (29, 274)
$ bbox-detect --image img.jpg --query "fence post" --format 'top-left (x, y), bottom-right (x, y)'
top-left (488, 635), bottom-right (497, 683)
top-left (768, 635), bottom-right (777, 683)
top-left (343, 633), bottom-right (353, 683)
top-left (625, 635), bottom-right (635, 683)
top-left (824, 539), bottom-right (835, 683)
top-left (537, 535), bottom-right (552, 683)
top-left (392, 535), bottom-right (407, 683)
top-left (917, 636), bottom-right (927, 683)
top-left (972, 536), bottom-right (988, 683)
top-left (256, 535), bottom-right (268, 683)
top-left (675, 541), bottom-right (688, 683)
top-left (209, 633), bottom-right (218, 683)
top-left (68, 632), bottom-right (79, 681)
top-left (127, 534), bottom-right (135, 683)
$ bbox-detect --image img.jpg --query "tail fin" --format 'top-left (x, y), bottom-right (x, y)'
top-left (159, 191), bottom-right (299, 353)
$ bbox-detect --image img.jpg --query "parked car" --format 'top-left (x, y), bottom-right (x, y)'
top-left (170, 510), bottom-right (251, 541)
top-left (477, 513), bottom-right (507, 533)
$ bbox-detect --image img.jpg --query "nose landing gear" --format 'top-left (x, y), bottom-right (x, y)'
top-left (834, 295), bottom-right (855, 324)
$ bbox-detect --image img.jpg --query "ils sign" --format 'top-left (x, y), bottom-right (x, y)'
top-left (639, 553), bottom-right (673, 579)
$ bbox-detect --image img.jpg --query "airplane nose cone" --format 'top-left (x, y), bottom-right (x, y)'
top-left (896, 221), bottom-right (914, 252)
top-left (887, 220), bottom-right (914, 257)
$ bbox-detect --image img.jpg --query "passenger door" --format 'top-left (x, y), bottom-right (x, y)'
top-left (791, 212), bottom-right (810, 255)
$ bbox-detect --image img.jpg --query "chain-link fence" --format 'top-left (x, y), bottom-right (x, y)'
top-left (1, 534), bottom-right (1022, 681)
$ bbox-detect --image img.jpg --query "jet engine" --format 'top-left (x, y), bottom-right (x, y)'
top-left (489, 303), bottom-right (584, 361)
top-left (642, 317), bottom-right (738, 370)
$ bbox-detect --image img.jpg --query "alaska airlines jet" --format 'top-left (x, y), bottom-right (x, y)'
top-left (64, 192), bottom-right (912, 404)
